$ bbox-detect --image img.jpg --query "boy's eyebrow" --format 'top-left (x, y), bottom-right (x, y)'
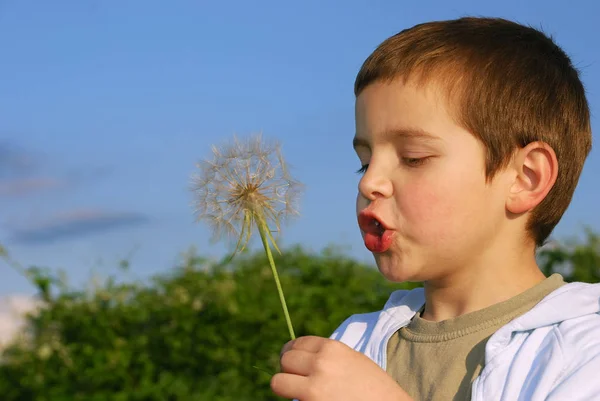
top-left (353, 127), bottom-right (442, 149)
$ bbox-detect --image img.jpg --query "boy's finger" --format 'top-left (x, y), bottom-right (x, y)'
top-left (280, 336), bottom-right (325, 360)
top-left (270, 372), bottom-right (310, 400)
top-left (280, 349), bottom-right (314, 376)
top-left (280, 339), bottom-right (297, 358)
top-left (290, 335), bottom-right (328, 353)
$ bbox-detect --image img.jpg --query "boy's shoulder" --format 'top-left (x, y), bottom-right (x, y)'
top-left (505, 279), bottom-right (600, 335)
top-left (517, 280), bottom-right (600, 360)
top-left (477, 281), bottom-right (600, 400)
top-left (557, 311), bottom-right (600, 361)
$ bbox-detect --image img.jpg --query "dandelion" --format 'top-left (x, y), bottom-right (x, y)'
top-left (191, 133), bottom-right (302, 340)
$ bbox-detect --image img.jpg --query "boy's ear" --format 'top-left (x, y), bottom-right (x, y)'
top-left (506, 141), bottom-right (558, 215)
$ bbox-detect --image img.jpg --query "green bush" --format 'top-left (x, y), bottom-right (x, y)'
top-left (0, 245), bottom-right (414, 400)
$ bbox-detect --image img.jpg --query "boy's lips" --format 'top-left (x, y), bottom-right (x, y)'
top-left (358, 210), bottom-right (395, 253)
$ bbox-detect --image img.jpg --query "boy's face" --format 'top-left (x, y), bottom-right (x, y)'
top-left (354, 79), bottom-right (512, 283)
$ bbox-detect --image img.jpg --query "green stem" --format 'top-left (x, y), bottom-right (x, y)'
top-left (256, 221), bottom-right (296, 340)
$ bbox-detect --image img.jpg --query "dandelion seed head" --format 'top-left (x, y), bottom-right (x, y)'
top-left (191, 133), bottom-right (302, 253)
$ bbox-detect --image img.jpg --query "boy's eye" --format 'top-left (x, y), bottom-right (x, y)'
top-left (403, 157), bottom-right (429, 167)
top-left (355, 157), bottom-right (428, 174)
top-left (355, 164), bottom-right (369, 174)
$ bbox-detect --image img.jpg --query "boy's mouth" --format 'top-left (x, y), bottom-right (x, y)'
top-left (358, 210), bottom-right (395, 253)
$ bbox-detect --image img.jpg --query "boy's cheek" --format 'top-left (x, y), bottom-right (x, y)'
top-left (400, 182), bottom-right (471, 234)
top-left (401, 181), bottom-right (453, 218)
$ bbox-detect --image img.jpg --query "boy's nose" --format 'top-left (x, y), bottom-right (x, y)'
top-left (358, 170), bottom-right (393, 200)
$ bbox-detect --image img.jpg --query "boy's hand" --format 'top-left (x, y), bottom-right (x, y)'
top-left (271, 336), bottom-right (413, 401)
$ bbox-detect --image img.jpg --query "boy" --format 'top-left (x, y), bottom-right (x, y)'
top-left (270, 17), bottom-right (600, 401)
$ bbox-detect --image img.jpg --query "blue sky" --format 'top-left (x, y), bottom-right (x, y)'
top-left (1, 0), bottom-right (599, 295)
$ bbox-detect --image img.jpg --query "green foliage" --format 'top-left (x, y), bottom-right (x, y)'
top-left (0, 245), bottom-right (414, 400)
top-left (538, 227), bottom-right (600, 283)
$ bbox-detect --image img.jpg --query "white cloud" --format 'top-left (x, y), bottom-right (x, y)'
top-left (0, 294), bottom-right (40, 350)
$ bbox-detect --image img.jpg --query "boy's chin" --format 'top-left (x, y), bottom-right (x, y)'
top-left (374, 254), bottom-right (422, 283)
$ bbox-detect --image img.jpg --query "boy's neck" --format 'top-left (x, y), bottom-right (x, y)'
top-left (420, 251), bottom-right (546, 322)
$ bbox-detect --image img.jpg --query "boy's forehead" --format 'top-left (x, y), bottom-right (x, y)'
top-left (354, 80), bottom-right (454, 145)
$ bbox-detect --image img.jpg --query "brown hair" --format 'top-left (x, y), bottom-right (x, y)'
top-left (355, 17), bottom-right (592, 247)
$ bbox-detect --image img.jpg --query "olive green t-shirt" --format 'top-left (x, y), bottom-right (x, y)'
top-left (386, 274), bottom-right (565, 401)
